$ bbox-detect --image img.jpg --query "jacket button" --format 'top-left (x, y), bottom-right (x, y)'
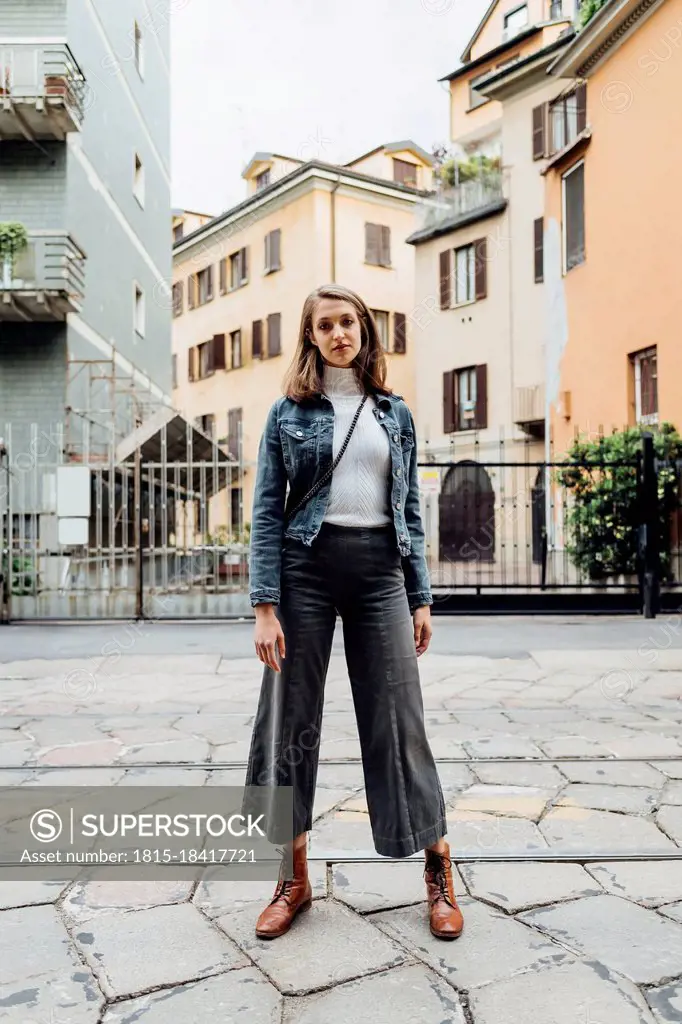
top-left (399, 534), bottom-right (406, 542)
top-left (296, 430), bottom-right (303, 436)
top-left (393, 433), bottom-right (398, 442)
top-left (396, 468), bottom-right (402, 477)
top-left (379, 412), bottom-right (385, 419)
top-left (395, 502), bottom-right (401, 510)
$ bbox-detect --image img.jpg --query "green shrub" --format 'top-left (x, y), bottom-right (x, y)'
top-left (555, 424), bottom-right (682, 581)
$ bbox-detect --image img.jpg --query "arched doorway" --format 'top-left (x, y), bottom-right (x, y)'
top-left (439, 461), bottom-right (495, 562)
top-left (531, 468), bottom-right (546, 566)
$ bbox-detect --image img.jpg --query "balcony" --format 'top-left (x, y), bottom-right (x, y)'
top-left (412, 170), bottom-right (504, 235)
top-left (0, 42), bottom-right (86, 140)
top-left (514, 384), bottom-right (546, 438)
top-left (0, 232), bottom-right (86, 321)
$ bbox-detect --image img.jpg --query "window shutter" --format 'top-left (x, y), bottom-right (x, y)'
top-left (187, 346), bottom-right (196, 382)
top-left (252, 319), bottom-right (263, 359)
top-left (187, 275), bottom-right (196, 309)
top-left (272, 228), bottom-right (281, 269)
top-left (206, 339), bottom-right (215, 375)
top-left (393, 312), bottom-right (406, 354)
top-left (380, 225), bottom-right (391, 266)
top-left (443, 370), bottom-right (456, 433)
top-left (241, 247), bottom-right (248, 283)
top-left (267, 312), bottom-right (281, 357)
top-left (219, 259), bottom-right (227, 294)
top-left (227, 407), bottom-right (242, 458)
top-left (365, 223), bottom-right (379, 264)
top-left (264, 233), bottom-right (270, 271)
top-left (213, 333), bottom-right (226, 370)
top-left (576, 82), bottom-right (587, 134)
top-left (206, 265), bottom-right (214, 301)
top-left (439, 250), bottom-right (451, 309)
top-left (474, 237), bottom-right (487, 300)
top-left (534, 218), bottom-right (544, 283)
top-left (532, 103), bottom-right (547, 160)
top-left (475, 364), bottom-right (488, 430)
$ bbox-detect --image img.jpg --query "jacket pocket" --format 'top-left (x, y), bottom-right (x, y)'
top-left (279, 420), bottom-right (318, 471)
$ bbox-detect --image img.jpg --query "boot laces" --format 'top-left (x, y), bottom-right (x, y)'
top-left (270, 876), bottom-right (294, 905)
top-left (424, 853), bottom-right (456, 908)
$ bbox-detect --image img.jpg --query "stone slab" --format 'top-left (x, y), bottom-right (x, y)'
top-left (539, 807), bottom-right (676, 852)
top-left (0, 880), bottom-right (69, 910)
top-left (658, 902), bottom-right (682, 924)
top-left (215, 899), bottom-right (406, 995)
top-left (0, 905), bottom-right (82, 986)
top-left (373, 896), bottom-right (573, 990)
top-left (70, 902), bottom-right (248, 999)
top-left (461, 862), bottom-right (602, 913)
top-left (62, 879), bottom-right (194, 923)
top-left (556, 783), bottom-right (659, 815)
top-left (558, 761), bottom-right (667, 787)
top-left (647, 982), bottom-right (682, 1024)
top-left (586, 862), bottom-right (682, 907)
top-left (332, 859), bottom-right (465, 913)
top-left (450, 785), bottom-right (555, 820)
top-left (101, 967), bottom-right (281, 1024)
top-left (471, 762), bottom-right (567, 788)
top-left (468, 958), bottom-right (658, 1024)
top-left (0, 971), bottom-right (103, 1023)
top-left (446, 812), bottom-right (549, 854)
top-left (282, 962), bottom-right (466, 1024)
top-left (661, 781), bottom-right (682, 805)
top-left (657, 805), bottom-right (682, 845)
top-left (518, 894), bottom-right (682, 985)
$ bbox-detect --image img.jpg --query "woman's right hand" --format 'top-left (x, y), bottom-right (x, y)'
top-left (254, 605), bottom-right (286, 672)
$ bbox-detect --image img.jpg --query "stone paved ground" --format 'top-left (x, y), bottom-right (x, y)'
top-left (1, 618), bottom-right (682, 1022)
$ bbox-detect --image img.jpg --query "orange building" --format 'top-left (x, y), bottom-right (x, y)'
top-left (544, 0), bottom-right (681, 450)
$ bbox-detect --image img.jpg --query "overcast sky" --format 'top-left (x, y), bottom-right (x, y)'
top-left (170, 0), bottom-right (489, 214)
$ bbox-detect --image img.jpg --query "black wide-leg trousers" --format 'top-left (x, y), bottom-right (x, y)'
top-left (243, 522), bottom-right (447, 857)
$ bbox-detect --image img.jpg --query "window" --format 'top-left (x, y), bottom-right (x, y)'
top-left (172, 353), bottom-right (178, 389)
top-left (256, 168), bottom-right (271, 191)
top-left (134, 20), bottom-right (144, 77)
top-left (173, 222), bottom-right (183, 243)
top-left (230, 329), bottom-right (242, 370)
top-left (532, 103), bottom-right (547, 160)
top-left (172, 281), bottom-right (183, 317)
top-left (534, 218), bottom-right (544, 283)
top-left (549, 85), bottom-right (586, 154)
top-left (443, 365), bottom-right (488, 432)
top-left (549, 0), bottom-right (563, 19)
top-left (503, 3), bottom-right (528, 36)
top-left (196, 265), bottom-right (213, 304)
top-left (230, 487), bottom-right (242, 530)
top-left (198, 341), bottom-right (213, 379)
top-left (229, 248), bottom-right (248, 290)
top-left (264, 229), bottom-right (281, 273)
top-left (198, 414), bottom-right (215, 438)
top-left (133, 153), bottom-right (145, 207)
top-left (393, 159), bottom-right (418, 187)
top-left (227, 408), bottom-right (243, 459)
top-left (630, 347), bottom-right (658, 426)
top-left (252, 319), bottom-right (263, 359)
top-left (371, 310), bottom-right (389, 350)
top-left (469, 73), bottom-right (490, 111)
top-left (393, 312), bottom-right (407, 354)
top-left (562, 161), bottom-right (585, 272)
top-left (267, 312), bottom-right (282, 357)
top-left (134, 284), bottom-right (145, 336)
top-left (365, 223), bottom-right (391, 267)
top-left (440, 239), bottom-right (487, 308)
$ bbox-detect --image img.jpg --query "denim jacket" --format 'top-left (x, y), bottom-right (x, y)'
top-left (249, 388), bottom-right (433, 613)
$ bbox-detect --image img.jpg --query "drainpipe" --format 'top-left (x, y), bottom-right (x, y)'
top-left (330, 173), bottom-right (341, 282)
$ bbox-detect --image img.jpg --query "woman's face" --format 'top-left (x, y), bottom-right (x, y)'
top-left (309, 298), bottom-right (363, 367)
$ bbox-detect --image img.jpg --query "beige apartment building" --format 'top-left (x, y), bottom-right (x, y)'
top-left (171, 143), bottom-right (434, 531)
top-left (408, 0), bottom-right (581, 582)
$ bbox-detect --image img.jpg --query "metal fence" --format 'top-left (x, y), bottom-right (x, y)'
top-left (2, 426), bottom-right (681, 621)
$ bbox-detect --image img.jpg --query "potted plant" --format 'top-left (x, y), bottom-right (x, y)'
top-left (0, 222), bottom-right (29, 284)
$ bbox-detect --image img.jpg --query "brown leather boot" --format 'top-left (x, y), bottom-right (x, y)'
top-left (255, 840), bottom-right (313, 939)
top-left (424, 841), bottom-right (464, 940)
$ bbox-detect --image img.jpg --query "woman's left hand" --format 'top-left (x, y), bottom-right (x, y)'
top-left (413, 606), bottom-right (432, 657)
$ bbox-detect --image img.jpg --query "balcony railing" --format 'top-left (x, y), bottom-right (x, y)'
top-left (0, 232), bottom-right (86, 321)
top-left (0, 41), bottom-right (86, 139)
top-left (414, 171), bottom-right (504, 233)
top-left (514, 384), bottom-right (546, 436)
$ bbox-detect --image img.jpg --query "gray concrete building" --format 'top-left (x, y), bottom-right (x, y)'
top-left (0, 0), bottom-right (172, 458)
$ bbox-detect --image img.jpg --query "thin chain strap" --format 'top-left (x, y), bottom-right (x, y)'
top-left (284, 394), bottom-right (368, 523)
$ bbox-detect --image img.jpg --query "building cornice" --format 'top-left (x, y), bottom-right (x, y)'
top-left (405, 198), bottom-right (508, 247)
top-left (549, 0), bottom-right (665, 78)
top-left (174, 163), bottom-right (428, 261)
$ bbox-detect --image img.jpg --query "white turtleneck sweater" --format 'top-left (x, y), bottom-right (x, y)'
top-left (321, 364), bottom-right (392, 527)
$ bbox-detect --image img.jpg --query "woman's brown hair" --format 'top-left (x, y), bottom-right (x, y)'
top-left (282, 284), bottom-right (393, 402)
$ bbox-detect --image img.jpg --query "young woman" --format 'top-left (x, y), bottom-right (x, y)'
top-left (244, 284), bottom-right (463, 942)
